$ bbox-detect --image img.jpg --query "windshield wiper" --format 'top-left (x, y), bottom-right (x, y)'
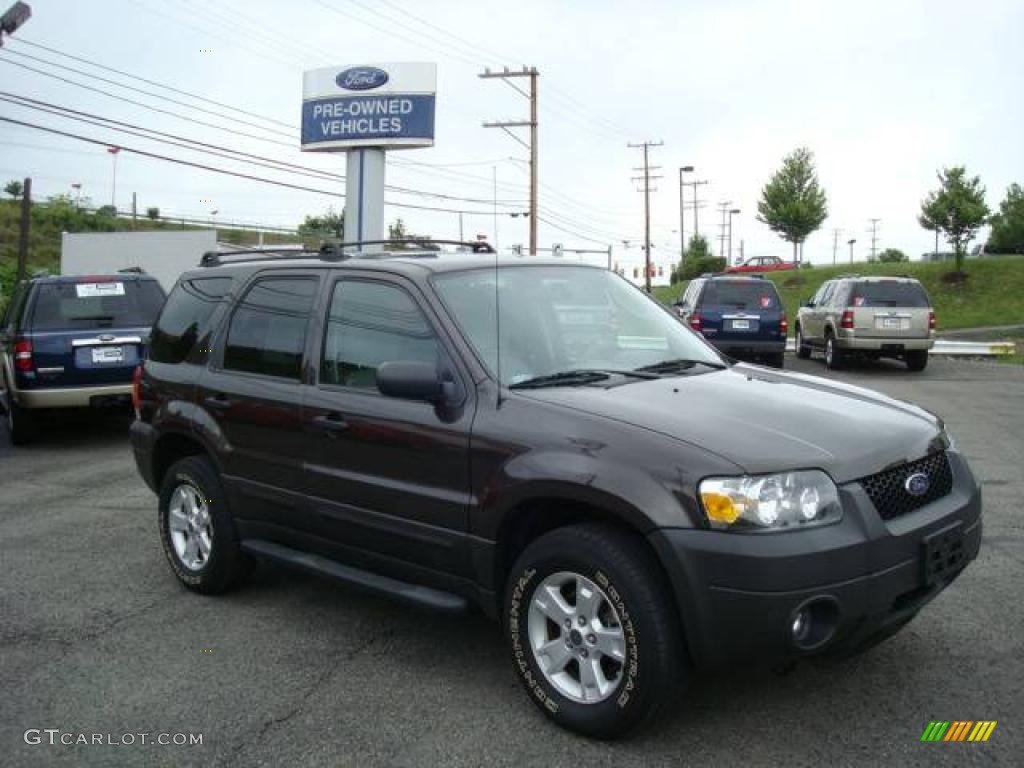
top-left (634, 358), bottom-right (727, 374)
top-left (509, 368), bottom-right (658, 390)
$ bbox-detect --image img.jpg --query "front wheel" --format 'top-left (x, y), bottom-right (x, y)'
top-left (795, 326), bottom-right (811, 359)
top-left (906, 350), bottom-right (928, 371)
top-left (505, 523), bottom-right (685, 739)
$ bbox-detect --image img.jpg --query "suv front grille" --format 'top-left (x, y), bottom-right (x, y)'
top-left (858, 451), bottom-right (953, 520)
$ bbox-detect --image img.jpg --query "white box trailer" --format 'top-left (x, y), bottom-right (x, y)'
top-left (61, 230), bottom-right (218, 292)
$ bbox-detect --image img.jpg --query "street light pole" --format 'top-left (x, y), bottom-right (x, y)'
top-left (106, 146), bottom-right (120, 209)
top-left (848, 238), bottom-right (857, 264)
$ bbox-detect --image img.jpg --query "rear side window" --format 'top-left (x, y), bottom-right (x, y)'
top-left (700, 281), bottom-right (779, 310)
top-left (223, 277), bottom-right (317, 380)
top-left (29, 280), bottom-right (166, 331)
top-left (321, 280), bottom-right (438, 389)
top-left (850, 281), bottom-right (930, 308)
top-left (149, 277), bottom-right (233, 364)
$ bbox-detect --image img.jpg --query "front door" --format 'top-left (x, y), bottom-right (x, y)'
top-left (302, 275), bottom-right (475, 578)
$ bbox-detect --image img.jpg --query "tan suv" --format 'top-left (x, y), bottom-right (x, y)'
top-left (794, 276), bottom-right (935, 371)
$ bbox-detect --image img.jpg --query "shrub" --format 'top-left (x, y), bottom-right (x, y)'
top-left (679, 255), bottom-right (726, 280)
top-left (878, 248), bottom-right (908, 263)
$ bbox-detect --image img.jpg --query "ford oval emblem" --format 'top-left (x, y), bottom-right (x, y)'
top-left (336, 67), bottom-right (389, 91)
top-left (905, 472), bottom-right (931, 497)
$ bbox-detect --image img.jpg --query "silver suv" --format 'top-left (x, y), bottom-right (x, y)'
top-left (794, 276), bottom-right (935, 371)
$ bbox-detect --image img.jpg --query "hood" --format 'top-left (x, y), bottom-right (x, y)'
top-left (515, 364), bottom-right (946, 484)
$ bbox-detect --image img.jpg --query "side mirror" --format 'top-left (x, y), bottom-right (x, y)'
top-left (377, 361), bottom-right (444, 403)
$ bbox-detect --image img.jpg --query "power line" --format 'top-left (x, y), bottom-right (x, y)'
top-left (8, 37), bottom-right (296, 130)
top-left (0, 115), bottom-right (517, 215)
top-left (0, 92), bottom-right (526, 207)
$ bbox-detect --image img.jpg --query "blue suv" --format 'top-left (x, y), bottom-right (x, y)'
top-left (1, 272), bottom-right (166, 444)
top-left (672, 274), bottom-right (787, 367)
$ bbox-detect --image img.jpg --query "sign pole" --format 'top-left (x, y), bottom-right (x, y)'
top-left (344, 147), bottom-right (386, 251)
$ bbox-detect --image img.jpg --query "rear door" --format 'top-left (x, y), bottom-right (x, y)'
top-left (848, 280), bottom-right (931, 339)
top-left (24, 278), bottom-right (166, 389)
top-left (197, 272), bottom-right (320, 529)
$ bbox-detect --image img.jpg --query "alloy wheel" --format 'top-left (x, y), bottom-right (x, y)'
top-left (167, 483), bottom-right (213, 571)
top-left (527, 571), bottom-right (626, 704)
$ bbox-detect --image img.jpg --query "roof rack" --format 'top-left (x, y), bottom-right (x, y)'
top-left (200, 238), bottom-right (495, 268)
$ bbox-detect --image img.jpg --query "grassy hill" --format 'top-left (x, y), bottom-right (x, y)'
top-left (654, 257), bottom-right (1024, 331)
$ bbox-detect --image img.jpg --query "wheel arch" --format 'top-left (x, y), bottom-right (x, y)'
top-left (151, 430), bottom-right (216, 491)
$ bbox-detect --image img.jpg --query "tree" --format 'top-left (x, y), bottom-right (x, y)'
top-left (388, 218), bottom-right (438, 250)
top-left (678, 234), bottom-right (725, 279)
top-left (877, 248), bottom-right (908, 263)
top-left (5, 180), bottom-right (23, 199)
top-left (919, 166), bottom-right (989, 273)
top-left (756, 147), bottom-right (828, 264)
top-left (987, 183), bottom-right (1024, 255)
top-left (146, 206), bottom-right (160, 220)
top-left (95, 205), bottom-right (118, 218)
top-left (298, 207), bottom-right (344, 239)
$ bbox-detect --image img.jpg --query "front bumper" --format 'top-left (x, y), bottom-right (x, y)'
top-left (12, 383), bottom-right (133, 409)
top-left (649, 450), bottom-right (981, 669)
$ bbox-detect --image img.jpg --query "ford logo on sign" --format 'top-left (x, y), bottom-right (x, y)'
top-left (336, 67), bottom-right (389, 91)
top-left (904, 472), bottom-right (931, 497)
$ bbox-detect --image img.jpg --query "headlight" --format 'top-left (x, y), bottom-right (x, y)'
top-left (698, 470), bottom-right (842, 531)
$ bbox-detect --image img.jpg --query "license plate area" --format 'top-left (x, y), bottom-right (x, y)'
top-left (922, 522), bottom-right (966, 586)
top-left (91, 346), bottom-right (124, 364)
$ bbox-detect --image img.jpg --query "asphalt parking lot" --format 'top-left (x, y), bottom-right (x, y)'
top-left (1, 355), bottom-right (1022, 767)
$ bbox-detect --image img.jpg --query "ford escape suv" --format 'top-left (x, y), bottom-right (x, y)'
top-left (131, 245), bottom-right (980, 739)
top-left (1, 271), bottom-right (166, 444)
top-left (794, 275), bottom-right (935, 371)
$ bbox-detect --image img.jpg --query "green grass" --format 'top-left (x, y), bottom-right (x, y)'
top-left (654, 257), bottom-right (1024, 331)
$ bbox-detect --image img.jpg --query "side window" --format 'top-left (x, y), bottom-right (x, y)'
top-left (321, 280), bottom-right (438, 390)
top-left (223, 277), bottom-right (317, 380)
top-left (814, 282), bottom-right (833, 306)
top-left (149, 277), bottom-right (233, 364)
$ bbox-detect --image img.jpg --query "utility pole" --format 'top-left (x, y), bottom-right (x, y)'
top-left (16, 176), bottom-right (30, 283)
top-left (727, 208), bottom-right (740, 265)
top-left (678, 165), bottom-right (694, 262)
top-left (458, 211), bottom-right (464, 241)
top-left (716, 201), bottom-right (732, 259)
top-left (106, 146), bottom-right (120, 209)
top-left (868, 218), bottom-right (881, 261)
top-left (629, 140), bottom-right (663, 292)
top-left (832, 228), bottom-right (841, 265)
top-left (131, 191), bottom-right (137, 229)
top-left (688, 179), bottom-right (709, 239)
top-left (480, 66), bottom-right (538, 254)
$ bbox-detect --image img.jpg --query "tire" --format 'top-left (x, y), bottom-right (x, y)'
top-left (766, 352), bottom-right (785, 369)
top-left (4, 381), bottom-right (34, 446)
top-left (824, 334), bottom-right (843, 370)
top-left (504, 523), bottom-right (685, 739)
top-left (795, 326), bottom-right (811, 359)
top-left (157, 455), bottom-right (250, 594)
top-left (905, 351), bottom-right (928, 372)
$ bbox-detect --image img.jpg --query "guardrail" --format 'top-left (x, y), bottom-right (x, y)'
top-left (785, 339), bottom-right (1017, 356)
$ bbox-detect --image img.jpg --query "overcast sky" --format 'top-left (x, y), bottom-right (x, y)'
top-left (1, 0), bottom-right (1021, 276)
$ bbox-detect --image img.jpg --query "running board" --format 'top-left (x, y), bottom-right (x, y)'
top-left (239, 539), bottom-right (470, 614)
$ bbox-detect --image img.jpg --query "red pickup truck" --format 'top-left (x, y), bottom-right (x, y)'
top-left (726, 256), bottom-right (797, 273)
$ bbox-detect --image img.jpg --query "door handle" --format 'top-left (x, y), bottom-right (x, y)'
top-left (203, 394), bottom-right (232, 411)
top-left (312, 412), bottom-right (349, 434)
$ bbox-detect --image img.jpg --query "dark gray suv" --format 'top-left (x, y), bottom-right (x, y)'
top-left (130, 245), bottom-right (981, 738)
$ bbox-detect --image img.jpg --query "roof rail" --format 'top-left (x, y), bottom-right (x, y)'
top-left (200, 238), bottom-right (495, 268)
top-left (117, 266), bottom-right (146, 274)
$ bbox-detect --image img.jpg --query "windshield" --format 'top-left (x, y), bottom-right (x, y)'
top-left (434, 265), bottom-right (723, 387)
top-left (30, 280), bottom-right (166, 331)
top-left (701, 281), bottom-right (779, 309)
top-left (850, 281), bottom-right (930, 308)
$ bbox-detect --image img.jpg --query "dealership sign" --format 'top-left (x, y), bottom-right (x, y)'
top-left (301, 63), bottom-right (436, 151)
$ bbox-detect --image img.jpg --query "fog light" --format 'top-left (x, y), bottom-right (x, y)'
top-left (789, 597), bottom-right (840, 651)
